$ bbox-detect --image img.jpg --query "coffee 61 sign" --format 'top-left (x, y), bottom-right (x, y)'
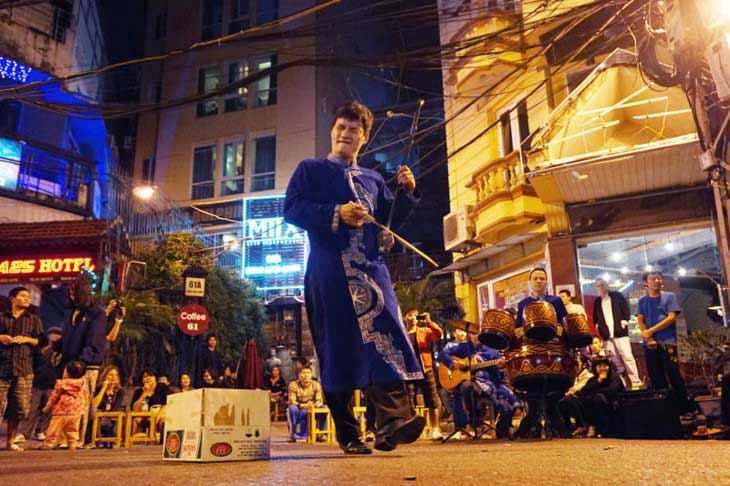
top-left (177, 304), bottom-right (209, 336)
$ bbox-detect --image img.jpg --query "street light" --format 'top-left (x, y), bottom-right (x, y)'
top-left (133, 185), bottom-right (156, 200)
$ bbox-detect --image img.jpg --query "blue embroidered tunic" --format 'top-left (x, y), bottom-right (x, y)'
top-left (284, 156), bottom-right (424, 392)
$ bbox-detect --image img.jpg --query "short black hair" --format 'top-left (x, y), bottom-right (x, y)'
top-left (332, 101), bottom-right (374, 139)
top-left (299, 365), bottom-right (313, 373)
top-left (642, 271), bottom-right (663, 282)
top-left (9, 286), bottom-right (29, 300)
top-left (529, 267), bottom-right (547, 279)
top-left (558, 289), bottom-right (572, 297)
top-left (142, 368), bottom-right (157, 378)
top-left (66, 360), bottom-right (86, 379)
top-left (296, 357), bottom-right (309, 367)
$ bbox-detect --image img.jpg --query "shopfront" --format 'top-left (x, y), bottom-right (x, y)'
top-left (0, 219), bottom-right (128, 328)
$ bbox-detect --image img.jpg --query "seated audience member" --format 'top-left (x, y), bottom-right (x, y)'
top-left (219, 364), bottom-right (238, 389)
top-left (158, 375), bottom-right (170, 387)
top-left (130, 369), bottom-right (169, 436)
top-left (586, 336), bottom-right (625, 378)
top-left (265, 366), bottom-right (287, 415)
top-left (573, 356), bottom-right (624, 437)
top-left (287, 366), bottom-right (325, 442)
top-left (201, 368), bottom-right (219, 388)
top-left (559, 353), bottom-right (594, 435)
top-left (438, 331), bottom-right (519, 439)
top-left (179, 373), bottom-right (194, 393)
top-left (90, 366), bottom-right (125, 447)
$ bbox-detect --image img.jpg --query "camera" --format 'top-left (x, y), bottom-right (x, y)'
top-left (416, 313), bottom-right (428, 326)
top-left (116, 300), bottom-right (125, 311)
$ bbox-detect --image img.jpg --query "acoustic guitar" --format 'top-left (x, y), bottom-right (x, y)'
top-left (437, 356), bottom-right (503, 391)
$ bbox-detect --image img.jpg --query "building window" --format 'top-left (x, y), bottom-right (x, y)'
top-left (154, 11), bottom-right (167, 40)
top-left (52, 5), bottom-right (72, 43)
top-left (192, 145), bottom-right (216, 199)
top-left (253, 54), bottom-right (277, 107)
top-left (142, 158), bottom-right (156, 183)
top-left (201, 0), bottom-right (223, 41)
top-left (222, 141), bottom-right (245, 195)
top-left (497, 99), bottom-right (529, 157)
top-left (229, 0), bottom-right (250, 33)
top-left (256, 0), bottom-right (278, 24)
top-left (196, 66), bottom-right (222, 117)
top-left (251, 136), bottom-right (275, 191)
top-left (224, 61), bottom-right (248, 112)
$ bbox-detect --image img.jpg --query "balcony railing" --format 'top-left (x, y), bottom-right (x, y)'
top-left (466, 150), bottom-right (528, 207)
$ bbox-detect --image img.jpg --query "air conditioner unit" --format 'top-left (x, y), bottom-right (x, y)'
top-left (443, 206), bottom-right (475, 252)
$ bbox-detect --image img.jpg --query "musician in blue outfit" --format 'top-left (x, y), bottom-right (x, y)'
top-left (439, 330), bottom-right (520, 439)
top-left (284, 101), bottom-right (425, 455)
top-left (513, 267), bottom-right (571, 438)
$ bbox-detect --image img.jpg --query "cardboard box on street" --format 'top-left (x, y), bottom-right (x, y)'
top-left (162, 388), bottom-right (270, 462)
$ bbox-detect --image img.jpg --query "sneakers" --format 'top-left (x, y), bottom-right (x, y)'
top-left (8, 443), bottom-right (23, 451)
top-left (431, 429), bottom-right (443, 441)
top-left (586, 426), bottom-right (597, 438)
top-left (34, 433), bottom-right (46, 441)
top-left (13, 434), bottom-right (25, 444)
top-left (364, 430), bottom-right (376, 442)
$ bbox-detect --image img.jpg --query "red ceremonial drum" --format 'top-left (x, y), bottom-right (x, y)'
top-left (522, 301), bottom-right (558, 342)
top-left (478, 309), bottom-right (515, 351)
top-left (564, 313), bottom-right (592, 348)
top-left (506, 334), bottom-right (576, 394)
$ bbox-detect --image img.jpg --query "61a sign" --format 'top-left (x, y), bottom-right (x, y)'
top-left (177, 304), bottom-right (209, 336)
top-left (184, 277), bottom-right (206, 297)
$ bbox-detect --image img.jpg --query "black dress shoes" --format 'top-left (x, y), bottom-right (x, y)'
top-left (341, 440), bottom-right (372, 455)
top-left (374, 415), bottom-right (426, 452)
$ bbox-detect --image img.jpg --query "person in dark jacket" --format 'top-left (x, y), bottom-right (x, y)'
top-left (197, 334), bottom-right (223, 386)
top-left (575, 356), bottom-right (624, 437)
top-left (53, 277), bottom-right (108, 446)
top-left (593, 279), bottom-right (641, 389)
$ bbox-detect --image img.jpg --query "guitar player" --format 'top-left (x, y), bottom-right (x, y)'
top-left (438, 330), bottom-right (520, 439)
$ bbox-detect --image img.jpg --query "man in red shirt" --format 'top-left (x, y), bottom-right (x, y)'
top-left (405, 309), bottom-right (443, 439)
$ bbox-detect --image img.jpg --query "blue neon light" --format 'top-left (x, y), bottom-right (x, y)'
top-left (242, 195), bottom-right (307, 293)
top-left (0, 138), bottom-right (21, 191)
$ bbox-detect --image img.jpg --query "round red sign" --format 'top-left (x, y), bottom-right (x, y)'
top-left (177, 304), bottom-right (209, 336)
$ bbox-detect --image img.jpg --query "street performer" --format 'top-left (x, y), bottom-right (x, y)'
top-left (284, 101), bottom-right (425, 455)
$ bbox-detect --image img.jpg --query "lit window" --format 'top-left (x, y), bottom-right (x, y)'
top-left (253, 54), bottom-right (277, 107)
top-left (224, 62), bottom-right (249, 112)
top-left (196, 66), bottom-right (222, 117)
top-left (222, 141), bottom-right (245, 195)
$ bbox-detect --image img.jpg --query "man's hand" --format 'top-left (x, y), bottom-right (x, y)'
top-left (105, 300), bottom-right (117, 317)
top-left (340, 202), bottom-right (368, 227)
top-left (0, 335), bottom-right (13, 345)
top-left (397, 165), bottom-right (416, 192)
top-left (496, 358), bottom-right (506, 368)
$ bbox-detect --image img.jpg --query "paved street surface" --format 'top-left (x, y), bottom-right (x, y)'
top-left (2, 424), bottom-right (730, 486)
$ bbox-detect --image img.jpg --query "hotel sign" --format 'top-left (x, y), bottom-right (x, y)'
top-left (0, 256), bottom-right (96, 283)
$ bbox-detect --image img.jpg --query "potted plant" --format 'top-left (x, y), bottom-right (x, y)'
top-left (679, 327), bottom-right (730, 421)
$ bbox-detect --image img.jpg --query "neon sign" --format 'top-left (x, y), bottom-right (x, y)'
top-left (242, 195), bottom-right (307, 295)
top-left (0, 257), bottom-right (96, 276)
top-left (0, 56), bottom-right (34, 84)
top-left (0, 138), bottom-right (21, 191)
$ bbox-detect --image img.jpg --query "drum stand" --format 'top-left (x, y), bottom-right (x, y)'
top-left (442, 322), bottom-right (496, 443)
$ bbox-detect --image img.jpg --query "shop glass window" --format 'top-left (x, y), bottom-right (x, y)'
top-left (222, 141), bottom-right (245, 195)
top-left (577, 227), bottom-right (723, 342)
top-left (201, 0), bottom-right (223, 40)
top-left (229, 0), bottom-right (250, 33)
top-left (253, 54), bottom-right (277, 107)
top-left (224, 61), bottom-right (249, 112)
top-left (251, 136), bottom-right (275, 191)
top-left (196, 66), bottom-right (222, 117)
top-left (192, 145), bottom-right (216, 199)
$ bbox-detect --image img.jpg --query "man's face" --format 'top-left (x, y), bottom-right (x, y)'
top-left (595, 280), bottom-right (609, 297)
top-left (143, 373), bottom-right (157, 388)
top-left (559, 292), bottom-right (571, 306)
top-left (159, 376), bottom-right (169, 385)
top-left (404, 310), bottom-right (418, 327)
top-left (590, 337), bottom-right (603, 355)
top-left (331, 117), bottom-right (367, 161)
top-left (203, 371), bottom-right (214, 384)
top-left (645, 273), bottom-right (663, 292)
top-left (530, 271), bottom-right (547, 295)
top-left (272, 367), bottom-right (280, 378)
top-left (299, 368), bottom-right (312, 385)
top-left (11, 290), bottom-right (31, 309)
top-left (454, 329), bottom-right (467, 343)
top-left (208, 336), bottom-right (217, 349)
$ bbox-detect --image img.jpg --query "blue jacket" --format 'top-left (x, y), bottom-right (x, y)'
top-left (54, 304), bottom-right (107, 366)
